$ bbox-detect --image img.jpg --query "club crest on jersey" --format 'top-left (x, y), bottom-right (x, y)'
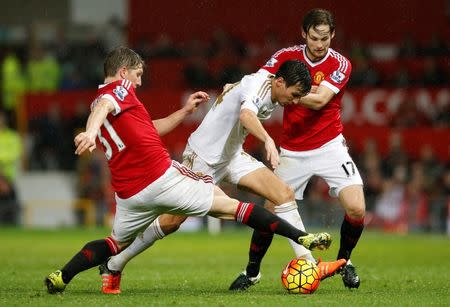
top-left (113, 85), bottom-right (128, 101)
top-left (313, 71), bottom-right (325, 84)
top-left (264, 58), bottom-right (278, 67)
top-left (331, 70), bottom-right (346, 84)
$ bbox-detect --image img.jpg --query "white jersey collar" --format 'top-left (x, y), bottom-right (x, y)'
top-left (302, 46), bottom-right (331, 67)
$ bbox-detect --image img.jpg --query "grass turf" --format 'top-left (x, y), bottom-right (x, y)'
top-left (0, 227), bottom-right (449, 306)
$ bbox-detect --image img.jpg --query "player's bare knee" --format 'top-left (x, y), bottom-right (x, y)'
top-left (274, 184), bottom-right (295, 204)
top-left (339, 185), bottom-right (366, 218)
top-left (286, 185), bottom-right (295, 201)
top-left (345, 205), bottom-right (365, 219)
top-left (166, 217), bottom-right (185, 233)
top-left (161, 215), bottom-right (186, 234)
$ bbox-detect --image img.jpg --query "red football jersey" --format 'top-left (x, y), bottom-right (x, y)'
top-left (92, 79), bottom-right (172, 198)
top-left (260, 45), bottom-right (351, 151)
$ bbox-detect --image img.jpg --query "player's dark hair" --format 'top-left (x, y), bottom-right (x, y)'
top-left (275, 60), bottom-right (312, 94)
top-left (302, 8), bottom-right (335, 35)
top-left (104, 46), bottom-right (145, 77)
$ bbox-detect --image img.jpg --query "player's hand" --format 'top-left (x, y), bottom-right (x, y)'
top-left (264, 137), bottom-right (280, 169)
top-left (184, 91), bottom-right (210, 114)
top-left (74, 131), bottom-right (97, 155)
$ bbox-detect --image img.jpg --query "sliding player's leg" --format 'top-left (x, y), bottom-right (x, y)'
top-left (100, 214), bottom-right (187, 293)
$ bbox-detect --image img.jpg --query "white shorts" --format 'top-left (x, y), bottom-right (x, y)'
top-left (275, 134), bottom-right (363, 200)
top-left (111, 161), bottom-right (214, 242)
top-left (182, 144), bottom-right (266, 185)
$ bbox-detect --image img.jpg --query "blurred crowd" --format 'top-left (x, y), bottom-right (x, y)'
top-left (0, 20), bottom-right (448, 233)
top-left (1, 19), bottom-right (450, 96)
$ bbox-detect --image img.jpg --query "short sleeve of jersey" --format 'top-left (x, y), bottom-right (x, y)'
top-left (241, 95), bottom-right (261, 114)
top-left (240, 76), bottom-right (267, 114)
top-left (321, 55), bottom-right (352, 94)
top-left (260, 46), bottom-right (300, 74)
top-left (92, 80), bottom-right (136, 116)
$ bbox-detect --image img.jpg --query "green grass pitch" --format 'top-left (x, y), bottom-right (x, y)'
top-left (0, 227), bottom-right (449, 306)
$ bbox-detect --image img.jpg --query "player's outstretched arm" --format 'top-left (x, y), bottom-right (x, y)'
top-left (239, 108), bottom-right (279, 169)
top-left (153, 91), bottom-right (209, 136)
top-left (74, 98), bottom-right (114, 155)
top-left (296, 85), bottom-right (334, 110)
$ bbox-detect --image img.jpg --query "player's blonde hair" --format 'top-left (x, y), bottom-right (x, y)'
top-left (104, 46), bottom-right (145, 77)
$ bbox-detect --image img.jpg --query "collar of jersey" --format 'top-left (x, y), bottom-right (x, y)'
top-left (302, 46), bottom-right (331, 67)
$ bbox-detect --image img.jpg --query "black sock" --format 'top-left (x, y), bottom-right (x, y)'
top-left (245, 230), bottom-right (274, 278)
top-left (235, 202), bottom-right (308, 240)
top-left (337, 214), bottom-right (364, 260)
top-left (61, 238), bottom-right (118, 283)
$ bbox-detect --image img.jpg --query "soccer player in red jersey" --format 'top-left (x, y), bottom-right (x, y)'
top-left (229, 8), bottom-right (365, 290)
top-left (44, 46), bottom-right (332, 294)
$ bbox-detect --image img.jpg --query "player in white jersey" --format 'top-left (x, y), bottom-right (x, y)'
top-left (99, 60), bottom-right (346, 294)
top-left (229, 8), bottom-right (365, 290)
top-left (187, 71), bottom-right (278, 167)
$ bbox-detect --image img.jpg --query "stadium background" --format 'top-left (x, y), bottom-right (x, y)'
top-left (0, 0), bottom-right (449, 235)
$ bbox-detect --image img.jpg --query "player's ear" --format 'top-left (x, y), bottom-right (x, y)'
top-left (275, 77), bottom-right (285, 89)
top-left (301, 30), bottom-right (307, 40)
top-left (331, 30), bottom-right (335, 39)
top-left (118, 66), bottom-right (128, 79)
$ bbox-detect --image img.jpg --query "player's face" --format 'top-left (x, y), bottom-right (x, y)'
top-left (276, 81), bottom-right (308, 106)
top-left (303, 24), bottom-right (334, 61)
top-left (124, 64), bottom-right (144, 88)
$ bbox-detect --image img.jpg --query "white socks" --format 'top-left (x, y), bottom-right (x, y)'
top-left (274, 201), bottom-right (315, 263)
top-left (108, 218), bottom-right (165, 272)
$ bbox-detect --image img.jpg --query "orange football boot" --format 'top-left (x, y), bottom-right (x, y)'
top-left (317, 258), bottom-right (347, 280)
top-left (99, 262), bottom-right (122, 294)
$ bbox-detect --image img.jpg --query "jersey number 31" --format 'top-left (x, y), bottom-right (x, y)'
top-left (98, 119), bottom-right (125, 160)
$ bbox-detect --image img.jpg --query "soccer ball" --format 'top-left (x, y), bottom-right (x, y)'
top-left (281, 258), bottom-right (320, 294)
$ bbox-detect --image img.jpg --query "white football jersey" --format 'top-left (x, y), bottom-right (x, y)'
top-left (188, 72), bottom-right (277, 164)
